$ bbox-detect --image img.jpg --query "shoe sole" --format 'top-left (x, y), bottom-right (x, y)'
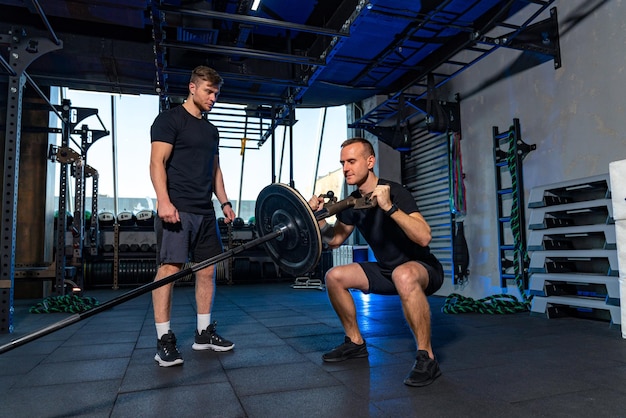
top-left (322, 350), bottom-right (369, 362)
top-left (192, 342), bottom-right (235, 352)
top-left (403, 369), bottom-right (441, 387)
top-left (154, 353), bottom-right (184, 367)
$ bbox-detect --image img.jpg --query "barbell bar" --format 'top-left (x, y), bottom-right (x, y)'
top-left (0, 183), bottom-right (374, 355)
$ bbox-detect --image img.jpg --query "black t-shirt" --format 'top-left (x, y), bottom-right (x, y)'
top-left (150, 105), bottom-right (219, 215)
top-left (337, 179), bottom-right (441, 271)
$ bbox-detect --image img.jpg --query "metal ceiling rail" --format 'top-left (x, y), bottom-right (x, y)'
top-left (350, 0), bottom-right (557, 131)
top-left (160, 40), bottom-right (326, 66)
top-left (158, 71), bottom-right (306, 108)
top-left (25, 73), bottom-right (157, 96)
top-left (157, 4), bottom-right (350, 38)
top-left (162, 66), bottom-right (308, 93)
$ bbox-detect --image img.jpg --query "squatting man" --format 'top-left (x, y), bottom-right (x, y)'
top-left (309, 137), bottom-right (444, 387)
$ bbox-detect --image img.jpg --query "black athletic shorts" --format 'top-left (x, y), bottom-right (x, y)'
top-left (358, 260), bottom-right (444, 296)
top-left (155, 211), bottom-right (223, 265)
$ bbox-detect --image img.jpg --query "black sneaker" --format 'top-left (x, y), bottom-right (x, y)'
top-left (192, 321), bottom-right (235, 352)
top-left (322, 336), bottom-right (368, 362)
top-left (404, 350), bottom-right (441, 387)
top-left (154, 330), bottom-right (184, 367)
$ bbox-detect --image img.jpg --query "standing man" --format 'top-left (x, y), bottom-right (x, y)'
top-left (150, 66), bottom-right (236, 367)
top-left (309, 137), bottom-right (444, 386)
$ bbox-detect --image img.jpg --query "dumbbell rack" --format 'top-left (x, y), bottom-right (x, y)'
top-left (84, 216), bottom-right (158, 288)
top-left (527, 174), bottom-right (620, 325)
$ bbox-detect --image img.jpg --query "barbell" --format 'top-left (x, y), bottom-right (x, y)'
top-left (0, 183), bottom-right (374, 354)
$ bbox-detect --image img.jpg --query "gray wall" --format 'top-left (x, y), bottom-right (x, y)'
top-left (435, 0), bottom-right (624, 298)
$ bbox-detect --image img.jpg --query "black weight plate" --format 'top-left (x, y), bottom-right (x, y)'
top-left (255, 183), bottom-right (321, 276)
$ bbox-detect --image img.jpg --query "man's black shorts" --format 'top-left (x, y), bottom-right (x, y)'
top-left (155, 211), bottom-right (222, 265)
top-left (358, 260), bottom-right (444, 296)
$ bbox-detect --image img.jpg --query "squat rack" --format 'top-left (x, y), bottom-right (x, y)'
top-left (1, 24), bottom-right (62, 332)
top-left (0, 14), bottom-right (109, 332)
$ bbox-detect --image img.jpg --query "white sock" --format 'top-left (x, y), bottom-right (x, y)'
top-left (197, 314), bottom-right (211, 333)
top-left (156, 321), bottom-right (171, 339)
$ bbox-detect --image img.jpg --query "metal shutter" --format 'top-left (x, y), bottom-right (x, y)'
top-left (403, 128), bottom-right (452, 284)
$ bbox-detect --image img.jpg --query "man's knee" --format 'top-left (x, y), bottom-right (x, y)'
top-left (195, 265), bottom-right (215, 282)
top-left (325, 266), bottom-right (341, 287)
top-left (393, 264), bottom-right (429, 294)
top-left (325, 265), bottom-right (355, 289)
top-left (326, 264), bottom-right (369, 292)
top-left (156, 263), bottom-right (182, 278)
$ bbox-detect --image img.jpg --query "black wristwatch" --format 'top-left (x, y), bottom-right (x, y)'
top-left (221, 201), bottom-right (232, 210)
top-left (384, 203), bottom-right (398, 217)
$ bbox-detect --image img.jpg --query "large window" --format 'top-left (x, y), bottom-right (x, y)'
top-left (58, 89), bottom-right (347, 222)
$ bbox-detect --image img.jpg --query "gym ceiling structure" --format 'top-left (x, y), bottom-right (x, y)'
top-left (1, 0), bottom-right (560, 310)
top-left (1, 0), bottom-right (561, 139)
top-left (2, 1), bottom-right (626, 416)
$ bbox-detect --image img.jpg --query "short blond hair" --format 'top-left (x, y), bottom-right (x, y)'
top-left (341, 137), bottom-right (375, 158)
top-left (190, 66), bottom-right (223, 86)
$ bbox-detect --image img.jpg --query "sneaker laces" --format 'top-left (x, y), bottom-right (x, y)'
top-left (161, 333), bottom-right (178, 355)
top-left (208, 321), bottom-right (226, 342)
top-left (414, 351), bottom-right (434, 372)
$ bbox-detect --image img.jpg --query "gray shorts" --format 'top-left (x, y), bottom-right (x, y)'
top-left (358, 261), bottom-right (444, 296)
top-left (155, 211), bottom-right (223, 265)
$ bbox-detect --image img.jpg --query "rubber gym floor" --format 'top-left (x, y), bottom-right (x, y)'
top-left (0, 281), bottom-right (625, 417)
